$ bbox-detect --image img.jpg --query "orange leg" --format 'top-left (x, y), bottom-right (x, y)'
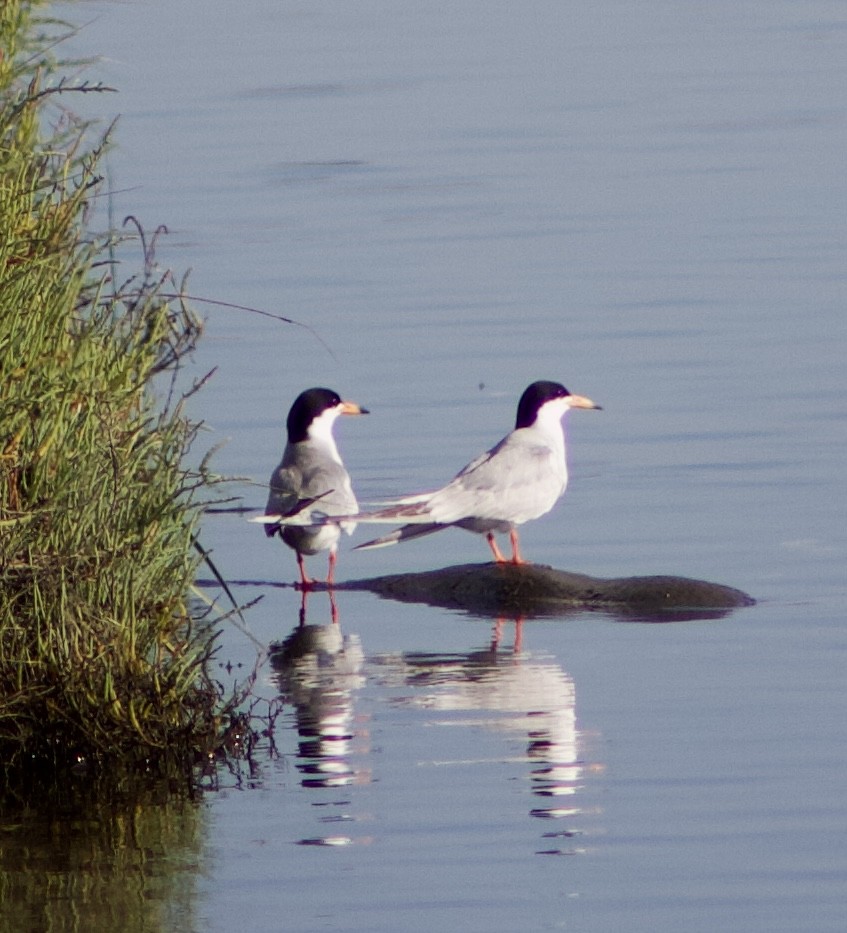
top-left (326, 550), bottom-right (337, 588)
top-left (486, 532), bottom-right (508, 562)
top-left (491, 616), bottom-right (524, 653)
top-left (509, 528), bottom-right (528, 565)
top-left (513, 617), bottom-right (524, 653)
top-left (295, 552), bottom-right (316, 591)
top-left (329, 588), bottom-right (339, 625)
top-left (298, 584), bottom-right (339, 625)
top-left (298, 589), bottom-right (309, 625)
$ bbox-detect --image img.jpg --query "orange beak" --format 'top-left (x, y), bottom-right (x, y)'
top-left (568, 394), bottom-right (602, 411)
top-left (340, 400), bottom-right (369, 415)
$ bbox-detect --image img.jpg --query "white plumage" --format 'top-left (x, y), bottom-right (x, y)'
top-left (355, 381), bottom-right (600, 563)
top-left (263, 387), bottom-right (368, 588)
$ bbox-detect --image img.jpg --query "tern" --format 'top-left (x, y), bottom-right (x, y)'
top-left (354, 381), bottom-right (600, 563)
top-left (262, 387), bottom-right (368, 589)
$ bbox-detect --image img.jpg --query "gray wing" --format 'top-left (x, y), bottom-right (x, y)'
top-left (354, 433), bottom-right (566, 529)
top-left (264, 464), bottom-right (305, 538)
top-left (423, 433), bottom-right (565, 525)
top-left (264, 451), bottom-right (358, 537)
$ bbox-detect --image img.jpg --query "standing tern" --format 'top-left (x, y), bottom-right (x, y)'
top-left (354, 381), bottom-right (601, 563)
top-left (262, 387), bottom-right (368, 589)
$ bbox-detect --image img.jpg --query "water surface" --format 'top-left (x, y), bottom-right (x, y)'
top-left (6, 1), bottom-right (845, 930)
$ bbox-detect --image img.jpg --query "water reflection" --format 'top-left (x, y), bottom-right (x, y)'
top-left (268, 595), bottom-right (600, 854)
top-left (370, 619), bottom-right (600, 855)
top-left (0, 783), bottom-right (202, 932)
top-left (269, 596), bottom-right (371, 847)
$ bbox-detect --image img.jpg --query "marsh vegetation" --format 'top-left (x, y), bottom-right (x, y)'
top-left (0, 1), bottom-right (245, 790)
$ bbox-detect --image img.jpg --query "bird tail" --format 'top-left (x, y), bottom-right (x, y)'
top-left (252, 496), bottom-right (436, 531)
top-left (354, 522), bottom-right (444, 550)
top-left (253, 490), bottom-right (337, 534)
top-left (368, 492), bottom-right (433, 507)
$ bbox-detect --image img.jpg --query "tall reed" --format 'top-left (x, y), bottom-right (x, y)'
top-left (0, 1), bottom-right (234, 780)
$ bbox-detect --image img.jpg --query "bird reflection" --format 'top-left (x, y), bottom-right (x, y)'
top-left (490, 616), bottom-right (524, 653)
top-left (370, 627), bottom-right (598, 852)
top-left (296, 586), bottom-right (339, 626)
top-left (269, 603), bottom-right (368, 795)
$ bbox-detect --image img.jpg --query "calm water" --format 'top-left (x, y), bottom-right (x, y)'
top-left (6, 1), bottom-right (845, 930)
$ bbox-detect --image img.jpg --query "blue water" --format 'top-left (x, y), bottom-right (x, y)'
top-left (12, 1), bottom-right (847, 930)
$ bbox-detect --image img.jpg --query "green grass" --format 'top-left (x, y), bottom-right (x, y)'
top-left (0, 1), bottom-right (241, 783)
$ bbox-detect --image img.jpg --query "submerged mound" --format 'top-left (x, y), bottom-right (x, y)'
top-left (341, 563), bottom-right (755, 622)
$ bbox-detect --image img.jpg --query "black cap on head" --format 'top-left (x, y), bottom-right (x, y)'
top-left (287, 387), bottom-right (343, 443)
top-left (515, 381), bottom-right (570, 429)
